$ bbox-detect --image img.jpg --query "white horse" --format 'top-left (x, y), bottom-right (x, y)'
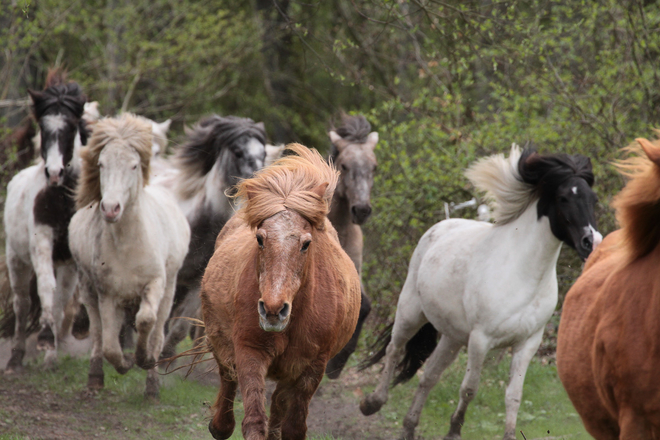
top-left (69, 114), bottom-right (190, 398)
top-left (3, 76), bottom-right (88, 373)
top-left (360, 145), bottom-right (602, 439)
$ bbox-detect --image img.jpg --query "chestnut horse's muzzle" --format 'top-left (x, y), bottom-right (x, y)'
top-left (258, 299), bottom-right (291, 332)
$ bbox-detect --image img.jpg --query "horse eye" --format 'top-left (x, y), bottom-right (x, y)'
top-left (341, 164), bottom-right (348, 171)
top-left (256, 235), bottom-right (264, 249)
top-left (559, 196), bottom-right (569, 203)
top-left (235, 150), bottom-right (244, 158)
top-left (132, 164), bottom-right (138, 170)
top-left (98, 163), bottom-right (103, 168)
top-left (301, 240), bottom-right (311, 252)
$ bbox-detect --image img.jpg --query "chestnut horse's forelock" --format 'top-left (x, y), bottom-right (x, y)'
top-left (612, 138), bottom-right (660, 261)
top-left (235, 143), bottom-right (339, 230)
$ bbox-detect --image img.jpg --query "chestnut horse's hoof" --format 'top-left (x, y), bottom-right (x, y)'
top-left (208, 419), bottom-right (234, 440)
top-left (359, 394), bottom-right (384, 416)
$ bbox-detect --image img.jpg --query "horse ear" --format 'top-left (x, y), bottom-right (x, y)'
top-left (28, 89), bottom-right (43, 104)
top-left (636, 138), bottom-right (660, 166)
top-left (159, 119), bottom-right (172, 133)
top-left (256, 122), bottom-right (265, 131)
top-left (329, 131), bottom-right (348, 151)
top-left (365, 132), bottom-right (379, 150)
top-left (312, 182), bottom-right (329, 199)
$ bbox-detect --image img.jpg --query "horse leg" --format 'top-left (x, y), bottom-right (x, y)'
top-left (5, 254), bottom-right (32, 373)
top-left (135, 277), bottom-right (164, 370)
top-left (360, 287), bottom-right (427, 416)
top-left (401, 335), bottom-right (463, 440)
top-left (326, 285), bottom-right (370, 379)
top-left (266, 382), bottom-right (290, 440)
top-left (161, 286), bottom-right (199, 361)
top-left (279, 359), bottom-right (326, 440)
top-left (445, 332), bottom-right (490, 440)
top-left (30, 228), bottom-right (57, 354)
top-left (43, 262), bottom-right (77, 368)
top-left (619, 407), bottom-right (654, 440)
top-left (98, 296), bottom-right (134, 374)
top-left (209, 363), bottom-right (238, 440)
top-left (502, 331), bottom-right (543, 440)
top-left (235, 348), bottom-right (270, 440)
top-left (80, 276), bottom-right (104, 390)
top-left (144, 279), bottom-right (175, 399)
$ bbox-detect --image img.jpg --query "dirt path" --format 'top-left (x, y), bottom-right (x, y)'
top-left (0, 337), bottom-right (394, 440)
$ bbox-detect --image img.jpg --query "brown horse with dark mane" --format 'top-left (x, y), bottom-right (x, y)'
top-left (200, 143), bottom-right (361, 440)
top-left (557, 136), bottom-right (660, 439)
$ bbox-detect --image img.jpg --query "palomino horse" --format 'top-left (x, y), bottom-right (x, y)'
top-left (156, 115), bottom-right (267, 359)
top-left (360, 145), bottom-right (602, 440)
top-left (69, 114), bottom-right (190, 398)
top-left (201, 144), bottom-right (360, 440)
top-left (325, 114), bottom-right (379, 379)
top-left (557, 137), bottom-right (660, 439)
top-left (3, 69), bottom-right (89, 372)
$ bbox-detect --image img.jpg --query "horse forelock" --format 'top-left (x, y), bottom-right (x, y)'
top-left (76, 114), bottom-right (152, 209)
top-left (330, 114), bottom-right (372, 161)
top-left (174, 115), bottom-right (267, 200)
top-left (235, 143), bottom-right (339, 230)
top-left (45, 67), bottom-right (68, 88)
top-left (612, 139), bottom-right (660, 261)
top-left (32, 83), bottom-right (86, 121)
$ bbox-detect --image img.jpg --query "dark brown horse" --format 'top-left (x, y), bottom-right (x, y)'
top-left (200, 144), bottom-right (361, 440)
top-left (557, 137), bottom-right (660, 439)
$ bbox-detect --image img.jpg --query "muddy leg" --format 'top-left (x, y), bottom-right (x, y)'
top-left (43, 262), bottom-right (77, 368)
top-left (279, 360), bottom-right (326, 440)
top-left (80, 277), bottom-right (104, 390)
top-left (445, 332), bottom-right (490, 440)
top-left (5, 254), bottom-right (32, 374)
top-left (209, 364), bottom-right (238, 440)
top-left (401, 335), bottom-right (463, 440)
top-left (135, 278), bottom-right (164, 370)
top-left (145, 368), bottom-right (160, 401)
top-left (326, 287), bottom-right (370, 379)
top-left (266, 382), bottom-right (291, 440)
top-left (99, 296), bottom-right (134, 374)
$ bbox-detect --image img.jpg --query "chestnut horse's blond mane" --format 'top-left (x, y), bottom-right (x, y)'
top-left (76, 113), bottom-right (152, 209)
top-left (235, 143), bottom-right (339, 230)
top-left (612, 134), bottom-right (660, 261)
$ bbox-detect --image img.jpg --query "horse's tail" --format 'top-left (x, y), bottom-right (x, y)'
top-left (0, 267), bottom-right (42, 339)
top-left (359, 322), bottom-right (440, 386)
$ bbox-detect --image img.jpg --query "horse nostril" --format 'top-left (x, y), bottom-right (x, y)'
top-left (45, 168), bottom-right (50, 178)
top-left (113, 203), bottom-right (121, 214)
top-left (58, 168), bottom-right (64, 177)
top-left (279, 303), bottom-right (290, 320)
top-left (258, 300), bottom-right (267, 319)
top-left (100, 202), bottom-right (106, 213)
top-left (582, 235), bottom-right (593, 250)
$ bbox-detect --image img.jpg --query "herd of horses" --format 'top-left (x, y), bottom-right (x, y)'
top-left (1, 68), bottom-right (659, 440)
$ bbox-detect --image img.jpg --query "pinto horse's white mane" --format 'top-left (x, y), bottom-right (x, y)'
top-left (465, 144), bottom-right (536, 225)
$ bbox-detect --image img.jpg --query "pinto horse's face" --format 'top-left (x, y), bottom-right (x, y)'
top-left (545, 176), bottom-right (602, 260)
top-left (97, 144), bottom-right (143, 223)
top-left (329, 131), bottom-right (378, 225)
top-left (255, 210), bottom-right (312, 332)
top-left (224, 137), bottom-right (266, 188)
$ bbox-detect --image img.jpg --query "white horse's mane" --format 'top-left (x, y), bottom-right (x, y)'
top-left (464, 144), bottom-right (536, 225)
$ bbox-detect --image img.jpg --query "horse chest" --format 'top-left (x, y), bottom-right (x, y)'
top-left (33, 182), bottom-right (77, 262)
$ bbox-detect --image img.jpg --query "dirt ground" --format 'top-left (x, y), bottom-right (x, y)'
top-left (0, 335), bottom-right (394, 440)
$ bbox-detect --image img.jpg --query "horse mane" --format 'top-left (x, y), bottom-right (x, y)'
top-left (30, 82), bottom-right (86, 121)
top-left (235, 143), bottom-right (339, 230)
top-left (174, 114), bottom-right (267, 199)
top-left (76, 114), bottom-right (152, 209)
top-left (45, 67), bottom-right (68, 88)
top-left (466, 144), bottom-right (594, 225)
top-left (330, 114), bottom-right (371, 160)
top-left (612, 136), bottom-right (660, 261)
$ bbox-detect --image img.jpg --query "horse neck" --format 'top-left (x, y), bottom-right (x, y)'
top-left (497, 199), bottom-right (563, 275)
top-left (200, 157), bottom-right (233, 217)
top-left (328, 192), bottom-right (352, 235)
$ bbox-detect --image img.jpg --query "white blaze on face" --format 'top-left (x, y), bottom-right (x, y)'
top-left (246, 138), bottom-right (265, 170)
top-left (42, 114), bottom-right (67, 185)
top-left (571, 186), bottom-right (578, 195)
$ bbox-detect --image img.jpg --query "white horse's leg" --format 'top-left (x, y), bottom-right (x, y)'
top-left (30, 226), bottom-right (57, 352)
top-left (80, 276), bottom-right (104, 390)
top-left (144, 278), bottom-right (175, 399)
top-left (135, 277), bottom-right (164, 370)
top-left (99, 296), bottom-right (134, 374)
top-left (43, 262), bottom-right (77, 368)
top-left (503, 330), bottom-right (543, 440)
top-left (5, 252), bottom-right (32, 373)
top-left (445, 331), bottom-right (491, 440)
top-left (360, 284), bottom-right (427, 416)
top-left (401, 335), bottom-right (463, 440)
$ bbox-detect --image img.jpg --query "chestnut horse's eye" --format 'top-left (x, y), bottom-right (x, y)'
top-left (301, 240), bottom-right (311, 252)
top-left (256, 235), bottom-right (264, 249)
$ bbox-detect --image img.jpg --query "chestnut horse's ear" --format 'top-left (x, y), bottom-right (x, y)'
top-left (312, 182), bottom-right (329, 199)
top-left (636, 138), bottom-right (660, 166)
top-left (329, 131), bottom-right (348, 151)
top-left (245, 184), bottom-right (258, 201)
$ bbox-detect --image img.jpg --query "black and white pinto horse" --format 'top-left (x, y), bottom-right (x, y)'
top-left (359, 145), bottom-right (602, 439)
top-left (3, 76), bottom-right (88, 372)
top-left (157, 115), bottom-right (267, 359)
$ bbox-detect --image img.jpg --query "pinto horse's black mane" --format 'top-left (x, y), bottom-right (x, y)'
top-left (177, 115), bottom-right (267, 177)
top-left (330, 114), bottom-right (371, 161)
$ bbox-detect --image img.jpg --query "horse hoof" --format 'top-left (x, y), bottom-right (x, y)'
top-left (444, 433), bottom-right (462, 440)
top-left (136, 350), bottom-right (156, 370)
top-left (36, 326), bottom-right (56, 351)
top-left (5, 349), bottom-right (26, 374)
top-left (115, 353), bottom-right (135, 375)
top-left (359, 395), bottom-right (384, 416)
top-left (208, 419), bottom-right (234, 440)
top-left (88, 374), bottom-right (105, 390)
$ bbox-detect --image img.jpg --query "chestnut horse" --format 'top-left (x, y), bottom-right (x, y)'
top-left (557, 137), bottom-right (660, 439)
top-left (200, 143), bottom-right (360, 440)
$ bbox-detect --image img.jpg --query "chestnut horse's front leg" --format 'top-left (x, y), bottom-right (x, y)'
top-left (278, 358), bottom-right (326, 440)
top-left (209, 363), bottom-right (238, 440)
top-left (235, 348), bottom-right (270, 440)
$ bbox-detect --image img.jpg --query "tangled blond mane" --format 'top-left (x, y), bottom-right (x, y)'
top-left (235, 143), bottom-right (339, 230)
top-left (76, 113), bottom-right (153, 209)
top-left (465, 144), bottom-right (536, 224)
top-left (612, 134), bottom-right (660, 261)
